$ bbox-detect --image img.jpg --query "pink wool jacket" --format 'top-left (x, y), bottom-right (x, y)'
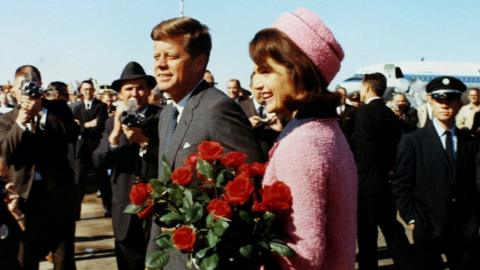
top-left (263, 118), bottom-right (357, 270)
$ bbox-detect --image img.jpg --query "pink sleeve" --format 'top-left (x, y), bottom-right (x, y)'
top-left (271, 139), bottom-right (330, 269)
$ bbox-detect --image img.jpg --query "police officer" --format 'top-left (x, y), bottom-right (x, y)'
top-left (392, 76), bottom-right (480, 269)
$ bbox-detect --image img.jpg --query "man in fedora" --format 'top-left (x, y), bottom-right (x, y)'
top-left (93, 61), bottom-right (161, 270)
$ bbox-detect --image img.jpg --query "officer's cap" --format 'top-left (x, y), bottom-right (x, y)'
top-left (426, 76), bottom-right (466, 100)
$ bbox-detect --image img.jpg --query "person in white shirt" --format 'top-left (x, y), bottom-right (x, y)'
top-left (456, 88), bottom-right (480, 130)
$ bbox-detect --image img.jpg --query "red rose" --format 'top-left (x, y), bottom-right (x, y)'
top-left (184, 153), bottom-right (198, 168)
top-left (172, 226), bottom-right (196, 252)
top-left (198, 141), bottom-right (224, 161)
top-left (137, 202), bottom-right (154, 219)
top-left (261, 181), bottom-right (293, 212)
top-left (224, 173), bottom-right (254, 205)
top-left (249, 162), bottom-right (267, 176)
top-left (172, 166), bottom-right (193, 186)
top-left (129, 182), bottom-right (150, 205)
top-left (252, 196), bottom-right (267, 212)
top-left (239, 162), bottom-right (267, 177)
top-left (207, 199), bottom-right (233, 220)
top-left (221, 151), bottom-right (247, 168)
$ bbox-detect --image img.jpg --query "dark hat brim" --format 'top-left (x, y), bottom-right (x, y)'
top-left (111, 75), bottom-right (156, 92)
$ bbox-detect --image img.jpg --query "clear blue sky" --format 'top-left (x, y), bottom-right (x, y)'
top-left (1, 0), bottom-right (479, 91)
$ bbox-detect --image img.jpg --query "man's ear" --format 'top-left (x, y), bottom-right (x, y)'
top-left (194, 54), bottom-right (208, 71)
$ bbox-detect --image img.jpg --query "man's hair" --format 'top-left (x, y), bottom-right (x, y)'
top-left (15, 65), bottom-right (42, 83)
top-left (228, 79), bottom-right (241, 87)
top-left (46, 81), bottom-right (69, 99)
top-left (469, 88), bottom-right (480, 94)
top-left (80, 79), bottom-right (95, 89)
top-left (363, 73), bottom-right (387, 96)
top-left (151, 17), bottom-right (212, 62)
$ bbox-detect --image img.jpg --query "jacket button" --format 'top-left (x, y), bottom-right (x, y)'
top-left (451, 198), bottom-right (456, 202)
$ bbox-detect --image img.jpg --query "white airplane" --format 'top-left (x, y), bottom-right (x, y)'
top-left (339, 61), bottom-right (480, 106)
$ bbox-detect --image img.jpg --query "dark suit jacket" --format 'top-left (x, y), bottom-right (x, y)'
top-left (392, 122), bottom-right (479, 241)
top-left (148, 81), bottom-right (265, 269)
top-left (239, 98), bottom-right (279, 154)
top-left (72, 98), bottom-right (108, 158)
top-left (338, 104), bottom-right (356, 150)
top-left (354, 98), bottom-right (401, 196)
top-left (0, 100), bottom-right (79, 199)
top-left (93, 104), bottom-right (161, 241)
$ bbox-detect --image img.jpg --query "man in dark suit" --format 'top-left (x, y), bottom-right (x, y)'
top-left (392, 76), bottom-right (480, 270)
top-left (93, 61), bottom-right (161, 270)
top-left (0, 65), bottom-right (79, 270)
top-left (71, 80), bottom-right (108, 218)
top-left (239, 72), bottom-right (282, 154)
top-left (355, 73), bottom-right (415, 270)
top-left (147, 16), bottom-right (265, 270)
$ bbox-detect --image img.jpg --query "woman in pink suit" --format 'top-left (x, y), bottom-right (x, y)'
top-left (250, 8), bottom-right (358, 270)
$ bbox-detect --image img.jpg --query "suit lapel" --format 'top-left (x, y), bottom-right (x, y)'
top-left (165, 82), bottom-right (209, 167)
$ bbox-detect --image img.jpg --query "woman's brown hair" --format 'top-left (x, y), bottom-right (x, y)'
top-left (249, 28), bottom-right (339, 118)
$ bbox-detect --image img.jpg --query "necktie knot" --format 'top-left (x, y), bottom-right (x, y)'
top-left (258, 106), bottom-right (264, 118)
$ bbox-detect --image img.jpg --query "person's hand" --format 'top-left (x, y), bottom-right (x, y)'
top-left (266, 115), bottom-right (283, 132)
top-left (108, 108), bottom-right (125, 145)
top-left (84, 118), bottom-right (98, 128)
top-left (122, 125), bottom-right (148, 146)
top-left (249, 116), bottom-right (262, 128)
top-left (408, 223), bottom-right (415, 231)
top-left (16, 96), bottom-right (42, 126)
top-left (4, 183), bottom-right (21, 216)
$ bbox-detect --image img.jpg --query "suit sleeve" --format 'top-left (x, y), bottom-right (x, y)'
top-left (0, 114), bottom-right (31, 166)
top-left (391, 135), bottom-right (417, 223)
top-left (207, 100), bottom-right (265, 163)
top-left (93, 102), bottom-right (108, 136)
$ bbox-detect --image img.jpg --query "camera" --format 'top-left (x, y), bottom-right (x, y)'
top-left (21, 81), bottom-right (44, 98)
top-left (120, 111), bottom-right (145, 128)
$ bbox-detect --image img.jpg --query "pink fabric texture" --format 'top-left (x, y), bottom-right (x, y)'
top-left (263, 119), bottom-right (357, 270)
top-left (272, 7), bottom-right (344, 84)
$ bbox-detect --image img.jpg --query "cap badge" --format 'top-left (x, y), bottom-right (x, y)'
top-left (442, 78), bottom-right (450, 85)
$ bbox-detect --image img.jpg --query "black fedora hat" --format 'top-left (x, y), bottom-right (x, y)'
top-left (111, 61), bottom-right (156, 92)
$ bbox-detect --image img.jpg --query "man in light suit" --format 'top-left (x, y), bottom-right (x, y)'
top-left (93, 61), bottom-right (161, 270)
top-left (417, 94), bottom-right (433, 128)
top-left (147, 16), bottom-right (265, 270)
top-left (0, 65), bottom-right (79, 270)
top-left (392, 76), bottom-right (480, 270)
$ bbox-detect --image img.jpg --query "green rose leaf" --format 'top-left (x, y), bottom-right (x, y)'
top-left (150, 178), bottom-right (166, 196)
top-left (195, 246), bottom-right (211, 259)
top-left (199, 253), bottom-right (219, 270)
top-left (207, 230), bottom-right (220, 248)
top-left (182, 188), bottom-right (194, 208)
top-left (239, 210), bottom-right (253, 224)
top-left (184, 203), bottom-right (204, 223)
top-left (239, 244), bottom-right (253, 258)
top-left (206, 213), bottom-right (215, 227)
top-left (159, 212), bottom-right (184, 225)
top-left (213, 219), bottom-right (230, 236)
top-left (155, 234), bottom-right (172, 249)
top-left (145, 250), bottom-right (169, 269)
top-left (269, 241), bottom-right (294, 257)
top-left (161, 155), bottom-right (172, 183)
top-left (263, 211), bottom-right (276, 227)
top-left (123, 204), bottom-right (144, 214)
top-left (197, 159), bottom-right (214, 180)
top-left (215, 169), bottom-right (226, 188)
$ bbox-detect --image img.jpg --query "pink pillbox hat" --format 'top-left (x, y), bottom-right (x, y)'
top-left (273, 7), bottom-right (344, 84)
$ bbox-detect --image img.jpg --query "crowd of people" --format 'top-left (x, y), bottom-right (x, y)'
top-left (1, 6), bottom-right (480, 270)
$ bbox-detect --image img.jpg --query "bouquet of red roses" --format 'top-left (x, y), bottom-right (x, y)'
top-left (125, 141), bottom-right (294, 270)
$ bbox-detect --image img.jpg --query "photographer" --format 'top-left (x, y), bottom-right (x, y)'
top-left (389, 92), bottom-right (418, 133)
top-left (93, 62), bottom-right (161, 270)
top-left (0, 65), bottom-right (79, 270)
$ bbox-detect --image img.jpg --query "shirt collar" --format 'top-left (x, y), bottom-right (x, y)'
top-left (252, 98), bottom-right (263, 110)
top-left (172, 80), bottom-right (203, 115)
top-left (432, 117), bottom-right (456, 137)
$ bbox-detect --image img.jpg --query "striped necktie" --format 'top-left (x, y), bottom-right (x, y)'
top-left (165, 106), bottom-right (179, 150)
